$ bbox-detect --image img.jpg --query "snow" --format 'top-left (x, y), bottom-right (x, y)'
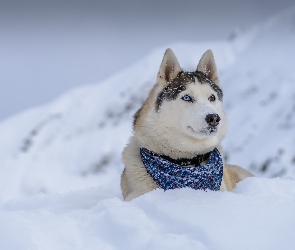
top-left (222, 7), bottom-right (295, 178)
top-left (0, 6), bottom-right (295, 250)
top-left (1, 178), bottom-right (295, 249)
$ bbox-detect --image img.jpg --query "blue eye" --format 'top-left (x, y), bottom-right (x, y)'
top-left (181, 95), bottom-right (194, 102)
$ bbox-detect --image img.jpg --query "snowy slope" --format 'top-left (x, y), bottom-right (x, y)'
top-left (0, 7), bottom-right (295, 250)
top-left (0, 41), bottom-right (235, 203)
top-left (222, 7), bottom-right (295, 178)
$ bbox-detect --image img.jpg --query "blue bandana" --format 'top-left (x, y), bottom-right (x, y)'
top-left (140, 148), bottom-right (223, 191)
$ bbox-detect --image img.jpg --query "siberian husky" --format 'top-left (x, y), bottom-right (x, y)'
top-left (121, 49), bottom-right (253, 201)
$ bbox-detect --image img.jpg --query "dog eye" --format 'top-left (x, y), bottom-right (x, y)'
top-left (182, 95), bottom-right (194, 103)
top-left (208, 94), bottom-right (216, 102)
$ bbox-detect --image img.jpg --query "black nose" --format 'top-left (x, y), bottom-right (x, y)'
top-left (205, 114), bottom-right (221, 127)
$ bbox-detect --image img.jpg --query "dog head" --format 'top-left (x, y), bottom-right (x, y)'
top-left (134, 49), bottom-right (227, 158)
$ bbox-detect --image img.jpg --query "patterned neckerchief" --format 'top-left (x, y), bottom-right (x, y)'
top-left (140, 147), bottom-right (223, 191)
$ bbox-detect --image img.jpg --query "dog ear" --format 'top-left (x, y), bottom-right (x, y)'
top-left (197, 50), bottom-right (219, 85)
top-left (158, 48), bottom-right (182, 85)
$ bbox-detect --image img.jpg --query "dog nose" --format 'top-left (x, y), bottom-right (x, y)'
top-left (205, 114), bottom-right (220, 127)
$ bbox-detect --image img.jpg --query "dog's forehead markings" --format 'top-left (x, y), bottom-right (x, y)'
top-left (194, 71), bottom-right (223, 101)
top-left (155, 71), bottom-right (193, 111)
top-left (156, 71), bottom-right (223, 111)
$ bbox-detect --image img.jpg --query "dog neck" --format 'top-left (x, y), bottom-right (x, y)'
top-left (141, 147), bottom-right (210, 166)
top-left (136, 135), bottom-right (216, 160)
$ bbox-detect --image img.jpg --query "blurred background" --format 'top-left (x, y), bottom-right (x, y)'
top-left (1, 0), bottom-right (294, 122)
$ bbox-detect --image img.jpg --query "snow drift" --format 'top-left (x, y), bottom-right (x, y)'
top-left (0, 6), bottom-right (295, 250)
top-left (1, 178), bottom-right (295, 250)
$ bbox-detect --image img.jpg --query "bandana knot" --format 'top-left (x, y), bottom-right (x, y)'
top-left (140, 148), bottom-right (223, 191)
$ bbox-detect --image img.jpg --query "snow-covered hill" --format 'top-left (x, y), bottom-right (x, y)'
top-left (0, 41), bottom-right (236, 202)
top-left (0, 7), bottom-right (295, 250)
top-left (222, 8), bottom-right (295, 178)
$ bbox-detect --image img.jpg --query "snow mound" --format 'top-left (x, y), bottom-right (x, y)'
top-left (1, 178), bottom-right (295, 250)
